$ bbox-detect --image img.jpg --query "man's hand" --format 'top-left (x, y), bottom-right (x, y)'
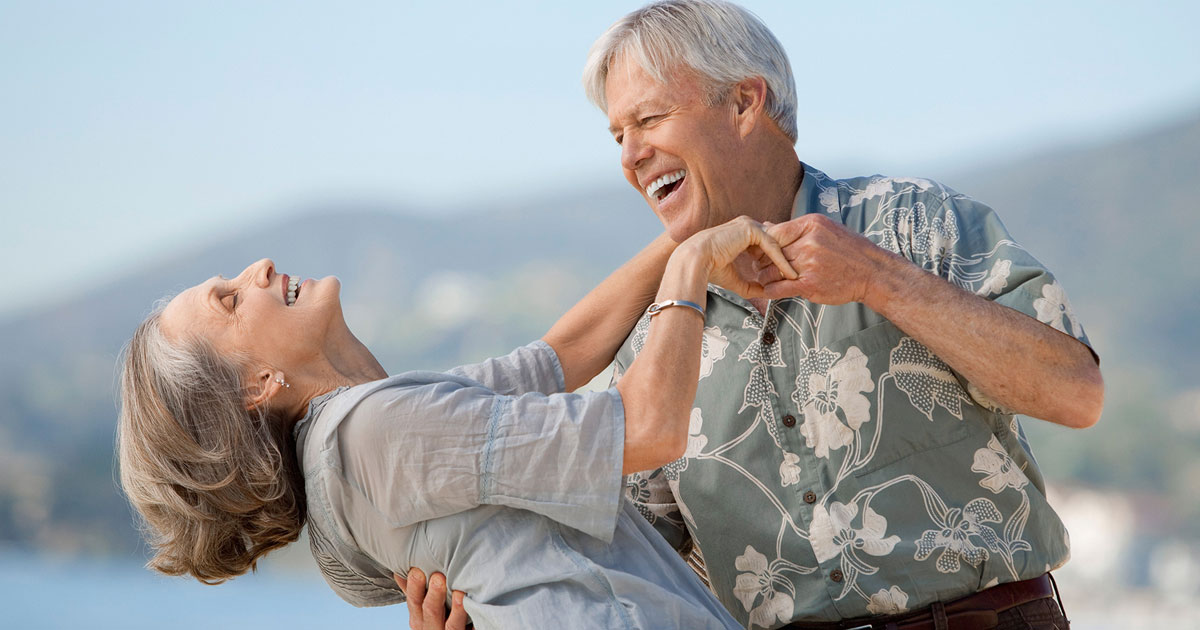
top-left (751, 214), bottom-right (890, 306)
top-left (394, 569), bottom-right (470, 630)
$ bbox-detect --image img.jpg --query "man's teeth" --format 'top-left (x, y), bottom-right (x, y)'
top-left (645, 169), bottom-right (686, 200)
top-left (286, 277), bottom-right (299, 306)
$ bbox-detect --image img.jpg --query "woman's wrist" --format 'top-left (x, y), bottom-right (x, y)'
top-left (659, 246), bottom-right (710, 301)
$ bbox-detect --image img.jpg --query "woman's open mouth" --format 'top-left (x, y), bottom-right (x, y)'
top-left (285, 276), bottom-right (302, 306)
top-left (645, 169), bottom-right (686, 204)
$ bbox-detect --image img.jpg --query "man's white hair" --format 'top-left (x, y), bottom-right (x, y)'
top-left (583, 0), bottom-right (798, 143)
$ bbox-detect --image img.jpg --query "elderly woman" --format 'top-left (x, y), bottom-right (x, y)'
top-left (117, 217), bottom-right (796, 629)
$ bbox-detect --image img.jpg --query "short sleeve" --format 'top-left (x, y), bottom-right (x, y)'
top-left (336, 377), bottom-right (625, 543)
top-left (446, 340), bottom-right (566, 396)
top-left (919, 193), bottom-right (1094, 355)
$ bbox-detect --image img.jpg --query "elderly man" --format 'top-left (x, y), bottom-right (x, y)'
top-left (584, 1), bottom-right (1102, 630)
top-left (402, 1), bottom-right (1102, 629)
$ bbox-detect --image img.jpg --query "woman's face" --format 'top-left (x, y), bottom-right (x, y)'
top-left (159, 258), bottom-right (343, 372)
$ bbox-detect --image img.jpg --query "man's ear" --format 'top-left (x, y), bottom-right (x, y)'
top-left (244, 369), bottom-right (285, 411)
top-left (732, 76), bottom-right (769, 138)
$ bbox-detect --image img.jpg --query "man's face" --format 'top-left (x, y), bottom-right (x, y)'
top-left (605, 54), bottom-right (744, 242)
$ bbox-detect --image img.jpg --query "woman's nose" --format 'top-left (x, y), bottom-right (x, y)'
top-left (247, 258), bottom-right (274, 286)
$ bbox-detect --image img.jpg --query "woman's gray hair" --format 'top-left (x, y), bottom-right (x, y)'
top-left (583, 0), bottom-right (798, 142)
top-left (116, 300), bottom-right (305, 584)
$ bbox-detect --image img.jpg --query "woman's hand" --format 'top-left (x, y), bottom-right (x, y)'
top-left (679, 216), bottom-right (797, 297)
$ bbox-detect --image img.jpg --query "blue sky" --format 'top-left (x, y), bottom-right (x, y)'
top-left (2, 0), bottom-right (1198, 318)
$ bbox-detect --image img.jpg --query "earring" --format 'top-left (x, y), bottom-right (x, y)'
top-left (275, 377), bottom-right (291, 389)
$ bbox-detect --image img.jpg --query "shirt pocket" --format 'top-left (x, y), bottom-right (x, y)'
top-left (814, 319), bottom-right (981, 478)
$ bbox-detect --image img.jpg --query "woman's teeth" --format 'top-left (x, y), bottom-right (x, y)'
top-left (286, 277), bottom-right (300, 306)
top-left (645, 169), bottom-right (686, 200)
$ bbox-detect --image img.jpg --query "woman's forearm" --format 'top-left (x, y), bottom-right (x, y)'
top-left (542, 232), bottom-right (677, 391)
top-left (615, 248), bottom-right (709, 474)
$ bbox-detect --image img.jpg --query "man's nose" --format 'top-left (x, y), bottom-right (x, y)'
top-left (620, 133), bottom-right (652, 172)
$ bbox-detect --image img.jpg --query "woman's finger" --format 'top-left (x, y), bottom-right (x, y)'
top-left (446, 591), bottom-right (471, 630)
top-left (422, 573), bottom-right (449, 628)
top-left (405, 568), bottom-right (426, 630)
top-left (753, 229), bottom-right (798, 280)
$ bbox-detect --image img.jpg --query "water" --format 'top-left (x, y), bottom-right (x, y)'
top-left (3, 549), bottom-right (1197, 628)
top-left (0, 550), bottom-right (407, 629)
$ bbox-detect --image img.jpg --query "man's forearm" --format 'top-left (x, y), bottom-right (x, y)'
top-left (865, 248), bottom-right (1104, 428)
top-left (543, 232), bottom-right (676, 391)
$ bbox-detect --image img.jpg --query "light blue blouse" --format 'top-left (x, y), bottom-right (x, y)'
top-left (294, 341), bottom-right (739, 629)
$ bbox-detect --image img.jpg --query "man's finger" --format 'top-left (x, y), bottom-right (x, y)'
top-left (406, 568), bottom-right (426, 630)
top-left (422, 573), bottom-right (449, 628)
top-left (446, 591), bottom-right (471, 630)
top-left (761, 278), bottom-right (807, 301)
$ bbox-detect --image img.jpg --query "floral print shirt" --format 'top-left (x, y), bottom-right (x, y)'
top-left (614, 163), bottom-right (1094, 627)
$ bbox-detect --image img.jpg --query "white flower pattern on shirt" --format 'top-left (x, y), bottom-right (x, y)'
top-left (1033, 281), bottom-right (1082, 337)
top-left (792, 346), bottom-right (874, 459)
top-left (972, 435), bottom-right (1028, 494)
top-left (866, 585), bottom-right (910, 615)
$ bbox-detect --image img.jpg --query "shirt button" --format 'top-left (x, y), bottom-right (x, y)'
top-left (830, 569), bottom-right (844, 583)
top-left (803, 491), bottom-right (817, 504)
top-left (782, 414), bottom-right (796, 427)
top-left (762, 331), bottom-right (777, 345)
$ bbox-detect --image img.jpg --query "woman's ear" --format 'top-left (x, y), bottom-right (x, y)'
top-left (732, 76), bottom-right (769, 138)
top-left (244, 369), bottom-right (286, 411)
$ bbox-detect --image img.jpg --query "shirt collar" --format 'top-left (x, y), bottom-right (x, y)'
top-left (292, 386), bottom-right (350, 445)
top-left (790, 161), bottom-right (832, 220)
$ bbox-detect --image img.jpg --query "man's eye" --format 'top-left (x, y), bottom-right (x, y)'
top-left (640, 114), bottom-right (662, 125)
top-left (614, 134), bottom-right (623, 146)
top-left (224, 292), bottom-right (238, 311)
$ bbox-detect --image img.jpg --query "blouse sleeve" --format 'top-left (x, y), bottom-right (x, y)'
top-left (444, 340), bottom-right (566, 396)
top-left (335, 374), bottom-right (625, 543)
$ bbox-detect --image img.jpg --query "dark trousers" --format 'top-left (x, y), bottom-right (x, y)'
top-left (780, 574), bottom-right (1069, 630)
top-left (993, 597), bottom-right (1069, 630)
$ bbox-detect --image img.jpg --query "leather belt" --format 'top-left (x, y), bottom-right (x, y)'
top-left (780, 574), bottom-right (1058, 630)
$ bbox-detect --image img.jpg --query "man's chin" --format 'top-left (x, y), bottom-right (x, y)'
top-left (660, 216), bottom-right (705, 244)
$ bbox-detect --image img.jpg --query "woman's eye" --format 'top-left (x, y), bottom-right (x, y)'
top-left (224, 292), bottom-right (238, 311)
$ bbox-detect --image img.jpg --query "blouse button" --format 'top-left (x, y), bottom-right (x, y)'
top-left (803, 491), bottom-right (817, 504)
top-left (762, 331), bottom-right (777, 345)
top-left (782, 414), bottom-right (796, 427)
top-left (830, 569), bottom-right (844, 583)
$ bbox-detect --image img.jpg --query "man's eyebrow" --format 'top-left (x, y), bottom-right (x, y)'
top-left (608, 98), bottom-right (658, 134)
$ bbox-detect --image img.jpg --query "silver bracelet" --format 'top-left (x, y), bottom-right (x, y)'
top-left (647, 299), bottom-right (705, 318)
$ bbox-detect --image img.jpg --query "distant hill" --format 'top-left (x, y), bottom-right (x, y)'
top-left (951, 109), bottom-right (1200, 389)
top-left (2, 109), bottom-right (1198, 555)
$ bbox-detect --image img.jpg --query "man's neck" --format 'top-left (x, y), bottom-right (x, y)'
top-left (741, 150), bottom-right (802, 316)
top-left (748, 150), bottom-right (803, 226)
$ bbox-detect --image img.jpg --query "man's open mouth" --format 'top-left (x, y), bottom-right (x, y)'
top-left (645, 169), bottom-right (686, 202)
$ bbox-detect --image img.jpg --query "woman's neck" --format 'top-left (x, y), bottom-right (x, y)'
top-left (286, 319), bottom-right (388, 423)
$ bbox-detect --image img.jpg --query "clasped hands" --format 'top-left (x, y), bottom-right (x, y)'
top-left (708, 212), bottom-right (887, 305)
